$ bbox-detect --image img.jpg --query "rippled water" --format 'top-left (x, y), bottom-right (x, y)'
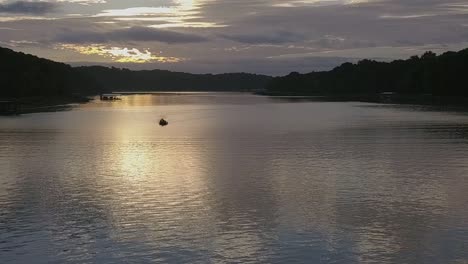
top-left (1, 93), bottom-right (467, 264)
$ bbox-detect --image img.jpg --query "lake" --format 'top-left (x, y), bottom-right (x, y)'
top-left (1, 93), bottom-right (467, 264)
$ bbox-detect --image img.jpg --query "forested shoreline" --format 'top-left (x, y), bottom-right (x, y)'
top-left (265, 48), bottom-right (468, 97)
top-left (2, 46), bottom-right (468, 105)
top-left (0, 46), bottom-right (271, 99)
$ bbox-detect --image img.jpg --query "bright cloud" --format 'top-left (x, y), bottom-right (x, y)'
top-left (93, 0), bottom-right (223, 28)
top-left (59, 44), bottom-right (182, 63)
top-left (57, 0), bottom-right (106, 4)
top-left (95, 7), bottom-right (187, 17)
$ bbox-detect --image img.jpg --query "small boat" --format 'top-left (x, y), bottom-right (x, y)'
top-left (100, 94), bottom-right (122, 101)
top-left (159, 118), bottom-right (169, 126)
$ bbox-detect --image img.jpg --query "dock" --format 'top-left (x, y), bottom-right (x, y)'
top-left (0, 100), bottom-right (20, 115)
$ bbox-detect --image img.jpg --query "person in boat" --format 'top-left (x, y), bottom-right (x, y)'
top-left (159, 118), bottom-right (168, 126)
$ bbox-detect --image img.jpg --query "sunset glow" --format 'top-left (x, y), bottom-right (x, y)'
top-left (59, 44), bottom-right (181, 63)
top-left (1, 0), bottom-right (468, 262)
top-left (1, 0), bottom-right (467, 74)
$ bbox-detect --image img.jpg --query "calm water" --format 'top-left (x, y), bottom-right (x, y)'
top-left (1, 93), bottom-right (467, 264)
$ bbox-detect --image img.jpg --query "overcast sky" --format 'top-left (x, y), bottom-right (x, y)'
top-left (0, 0), bottom-right (467, 75)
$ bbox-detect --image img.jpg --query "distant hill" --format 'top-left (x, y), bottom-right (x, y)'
top-left (0, 47), bottom-right (272, 98)
top-left (74, 66), bottom-right (272, 92)
top-left (266, 48), bottom-right (468, 97)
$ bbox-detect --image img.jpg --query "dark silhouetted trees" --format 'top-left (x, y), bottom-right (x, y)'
top-left (0, 47), bottom-right (101, 97)
top-left (74, 66), bottom-right (272, 92)
top-left (0, 46), bottom-right (271, 98)
top-left (2, 45), bottom-right (468, 99)
top-left (266, 48), bottom-right (468, 96)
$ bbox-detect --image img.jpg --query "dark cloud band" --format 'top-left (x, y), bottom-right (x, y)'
top-left (219, 31), bottom-right (306, 45)
top-left (0, 1), bottom-right (57, 14)
top-left (54, 27), bottom-right (208, 44)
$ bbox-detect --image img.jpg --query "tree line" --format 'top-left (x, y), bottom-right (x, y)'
top-left (1, 46), bottom-right (468, 99)
top-left (0, 46), bottom-right (271, 98)
top-left (266, 48), bottom-right (468, 96)
top-left (0, 47), bottom-right (100, 97)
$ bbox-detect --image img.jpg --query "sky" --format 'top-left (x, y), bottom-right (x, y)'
top-left (0, 0), bottom-right (467, 75)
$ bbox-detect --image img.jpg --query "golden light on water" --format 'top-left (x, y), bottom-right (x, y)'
top-left (91, 120), bottom-right (220, 245)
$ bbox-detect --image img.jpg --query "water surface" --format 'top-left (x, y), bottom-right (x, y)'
top-left (1, 93), bottom-right (467, 263)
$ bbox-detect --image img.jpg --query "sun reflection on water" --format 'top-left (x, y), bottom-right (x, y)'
top-left (1, 95), bottom-right (468, 263)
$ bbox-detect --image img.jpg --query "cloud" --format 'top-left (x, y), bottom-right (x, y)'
top-left (1, 0), bottom-right (468, 74)
top-left (219, 31), bottom-right (306, 44)
top-left (57, 0), bottom-right (106, 5)
top-left (93, 5), bottom-right (225, 29)
top-left (58, 44), bottom-right (181, 63)
top-left (0, 1), bottom-right (58, 14)
top-left (54, 26), bottom-right (209, 44)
